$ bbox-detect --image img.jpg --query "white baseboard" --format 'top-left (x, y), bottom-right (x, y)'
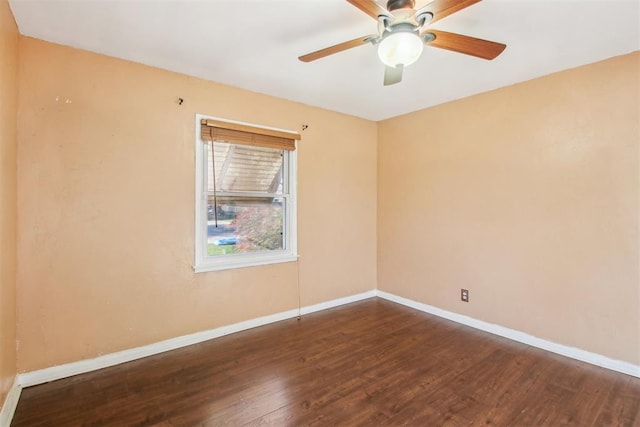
top-left (377, 290), bottom-right (640, 378)
top-left (301, 290), bottom-right (377, 315)
top-left (18, 290), bottom-right (376, 388)
top-left (17, 287), bottom-right (637, 393)
top-left (0, 378), bottom-right (21, 427)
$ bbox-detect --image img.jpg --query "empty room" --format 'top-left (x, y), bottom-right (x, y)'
top-left (1, 0), bottom-right (639, 425)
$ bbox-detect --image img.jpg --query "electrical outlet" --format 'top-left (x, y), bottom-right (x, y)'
top-left (461, 289), bottom-right (469, 302)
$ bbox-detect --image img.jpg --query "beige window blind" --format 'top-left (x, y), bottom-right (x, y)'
top-left (201, 119), bottom-right (299, 151)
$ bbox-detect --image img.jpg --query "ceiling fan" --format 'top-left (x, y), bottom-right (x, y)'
top-left (299, 0), bottom-right (506, 86)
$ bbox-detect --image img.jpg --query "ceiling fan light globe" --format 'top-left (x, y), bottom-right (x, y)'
top-left (377, 32), bottom-right (423, 68)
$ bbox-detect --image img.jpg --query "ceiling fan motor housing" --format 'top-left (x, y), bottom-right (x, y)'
top-left (387, 0), bottom-right (415, 11)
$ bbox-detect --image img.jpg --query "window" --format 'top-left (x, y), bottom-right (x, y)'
top-left (194, 115), bottom-right (299, 272)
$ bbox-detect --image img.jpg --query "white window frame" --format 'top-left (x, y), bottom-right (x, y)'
top-left (194, 114), bottom-right (298, 273)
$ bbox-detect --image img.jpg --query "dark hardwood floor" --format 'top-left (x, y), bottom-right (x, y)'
top-left (12, 298), bottom-right (640, 426)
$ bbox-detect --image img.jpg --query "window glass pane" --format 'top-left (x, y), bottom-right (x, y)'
top-left (206, 142), bottom-right (283, 194)
top-left (207, 196), bottom-right (284, 256)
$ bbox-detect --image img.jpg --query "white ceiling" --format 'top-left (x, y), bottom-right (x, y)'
top-left (9, 0), bottom-right (640, 121)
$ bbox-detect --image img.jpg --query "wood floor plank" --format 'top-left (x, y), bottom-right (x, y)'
top-left (11, 298), bottom-right (640, 426)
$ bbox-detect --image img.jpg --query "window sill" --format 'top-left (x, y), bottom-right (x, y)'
top-left (193, 253), bottom-right (298, 273)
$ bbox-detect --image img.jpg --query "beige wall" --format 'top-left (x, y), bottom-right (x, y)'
top-left (0, 0), bottom-right (18, 405)
top-left (11, 31), bottom-right (639, 374)
top-left (16, 37), bottom-right (377, 372)
top-left (378, 52), bottom-right (640, 365)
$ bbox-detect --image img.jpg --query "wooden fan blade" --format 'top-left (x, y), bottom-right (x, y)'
top-left (384, 65), bottom-right (404, 86)
top-left (425, 29), bottom-right (506, 60)
top-left (425, 0), bottom-right (482, 23)
top-left (346, 0), bottom-right (391, 20)
top-left (299, 35), bottom-right (376, 62)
